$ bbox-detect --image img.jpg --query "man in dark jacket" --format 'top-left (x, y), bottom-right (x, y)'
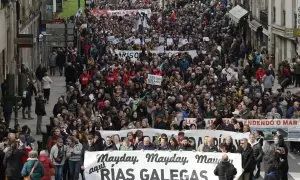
top-left (249, 133), bottom-right (264, 178)
top-left (56, 48), bottom-right (66, 76)
top-left (3, 141), bottom-right (26, 180)
top-left (22, 80), bottom-right (37, 120)
top-left (238, 138), bottom-right (255, 180)
top-left (214, 154), bottom-right (237, 180)
top-left (103, 136), bottom-right (117, 150)
top-left (35, 94), bottom-right (46, 135)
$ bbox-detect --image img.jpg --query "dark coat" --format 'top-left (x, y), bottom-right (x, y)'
top-left (104, 143), bottom-right (118, 151)
top-left (0, 150), bottom-right (5, 180)
top-left (65, 65), bottom-right (77, 84)
top-left (90, 139), bottom-right (104, 151)
top-left (252, 142), bottom-right (264, 163)
top-left (238, 143), bottom-right (255, 173)
top-left (3, 149), bottom-right (26, 179)
top-left (22, 83), bottom-right (37, 107)
top-left (214, 161), bottom-right (237, 180)
top-left (35, 97), bottom-right (46, 116)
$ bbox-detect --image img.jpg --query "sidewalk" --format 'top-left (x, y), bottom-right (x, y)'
top-left (9, 76), bottom-right (65, 141)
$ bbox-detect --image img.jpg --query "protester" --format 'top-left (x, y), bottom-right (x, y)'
top-left (3, 141), bottom-right (26, 180)
top-left (214, 154), bottom-right (237, 180)
top-left (42, 72), bottom-right (53, 103)
top-left (50, 138), bottom-right (66, 180)
top-left (66, 136), bottom-right (83, 180)
top-left (249, 133), bottom-right (263, 179)
top-left (38, 150), bottom-right (53, 180)
top-left (21, 151), bottom-right (45, 180)
top-left (238, 138), bottom-right (255, 180)
top-left (35, 93), bottom-right (46, 135)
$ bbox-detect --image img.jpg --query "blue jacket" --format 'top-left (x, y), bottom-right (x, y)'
top-left (21, 159), bottom-right (44, 180)
top-left (286, 107), bottom-right (296, 118)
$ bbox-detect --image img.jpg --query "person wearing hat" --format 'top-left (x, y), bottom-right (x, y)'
top-left (21, 150), bottom-right (45, 180)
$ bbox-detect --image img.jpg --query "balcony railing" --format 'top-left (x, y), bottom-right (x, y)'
top-left (260, 10), bottom-right (268, 29)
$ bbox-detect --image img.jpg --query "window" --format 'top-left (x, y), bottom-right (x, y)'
top-left (295, 13), bottom-right (297, 28)
top-left (273, 7), bottom-right (276, 23)
top-left (282, 10), bottom-right (286, 26)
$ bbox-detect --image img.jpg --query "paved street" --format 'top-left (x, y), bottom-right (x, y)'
top-left (9, 75), bottom-right (66, 141)
top-left (9, 75), bottom-right (300, 179)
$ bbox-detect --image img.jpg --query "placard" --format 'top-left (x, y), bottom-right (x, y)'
top-left (84, 151), bottom-right (243, 180)
top-left (147, 74), bottom-right (163, 85)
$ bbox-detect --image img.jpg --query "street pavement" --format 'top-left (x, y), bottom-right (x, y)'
top-left (9, 75), bottom-right (300, 179)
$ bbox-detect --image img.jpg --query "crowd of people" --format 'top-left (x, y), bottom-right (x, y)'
top-left (1, 0), bottom-right (300, 180)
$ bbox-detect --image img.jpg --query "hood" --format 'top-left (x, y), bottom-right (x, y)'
top-left (221, 161), bottom-right (230, 166)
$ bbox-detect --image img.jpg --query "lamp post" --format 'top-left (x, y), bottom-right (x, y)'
top-left (78, 0), bottom-right (81, 9)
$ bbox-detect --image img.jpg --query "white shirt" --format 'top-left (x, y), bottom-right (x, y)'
top-left (42, 76), bottom-right (53, 89)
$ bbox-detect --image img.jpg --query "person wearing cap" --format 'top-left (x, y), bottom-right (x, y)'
top-left (21, 150), bottom-right (44, 180)
top-left (214, 154), bottom-right (237, 180)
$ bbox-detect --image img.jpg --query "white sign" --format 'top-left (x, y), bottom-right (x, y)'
top-left (147, 74), bottom-right (163, 85)
top-left (99, 129), bottom-right (249, 147)
top-left (114, 50), bottom-right (198, 61)
top-left (92, 9), bottom-right (152, 17)
top-left (185, 118), bottom-right (197, 126)
top-left (84, 151), bottom-right (243, 180)
top-left (167, 38), bottom-right (174, 46)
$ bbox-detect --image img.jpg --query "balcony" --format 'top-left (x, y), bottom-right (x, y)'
top-left (260, 10), bottom-right (268, 29)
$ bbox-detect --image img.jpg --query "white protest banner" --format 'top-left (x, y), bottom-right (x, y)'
top-left (99, 129), bottom-right (249, 147)
top-left (112, 38), bottom-right (120, 44)
top-left (157, 46), bottom-right (165, 53)
top-left (147, 74), bottom-right (163, 85)
top-left (134, 39), bottom-right (141, 45)
top-left (115, 50), bottom-right (198, 61)
top-left (159, 36), bottom-right (165, 43)
top-left (84, 151), bottom-right (243, 180)
top-left (178, 38), bottom-right (189, 47)
top-left (167, 38), bottom-right (174, 46)
top-left (204, 118), bottom-right (300, 141)
top-left (145, 38), bottom-right (151, 43)
top-left (203, 37), bottom-right (210, 41)
top-left (92, 9), bottom-right (152, 17)
top-left (107, 36), bottom-right (115, 42)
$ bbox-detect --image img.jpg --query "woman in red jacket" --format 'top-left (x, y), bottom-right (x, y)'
top-left (39, 150), bottom-right (54, 180)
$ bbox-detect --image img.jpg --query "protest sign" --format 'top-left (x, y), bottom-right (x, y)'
top-left (159, 37), bottom-right (165, 43)
top-left (100, 129), bottom-right (249, 147)
top-left (167, 38), bottom-right (174, 46)
top-left (84, 151), bottom-right (243, 180)
top-left (115, 50), bottom-right (198, 61)
top-left (204, 118), bottom-right (300, 141)
top-left (147, 74), bottom-right (163, 85)
top-left (92, 9), bottom-right (152, 17)
top-left (185, 118), bottom-right (197, 126)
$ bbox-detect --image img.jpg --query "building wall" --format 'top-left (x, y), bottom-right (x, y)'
top-left (18, 0), bottom-right (41, 71)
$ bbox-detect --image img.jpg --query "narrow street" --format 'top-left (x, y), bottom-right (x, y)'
top-left (9, 75), bottom-right (65, 141)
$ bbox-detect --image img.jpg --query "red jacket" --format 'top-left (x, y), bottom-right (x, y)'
top-left (39, 155), bottom-right (53, 180)
top-left (22, 147), bottom-right (32, 164)
top-left (256, 69), bottom-right (265, 82)
top-left (79, 74), bottom-right (91, 86)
